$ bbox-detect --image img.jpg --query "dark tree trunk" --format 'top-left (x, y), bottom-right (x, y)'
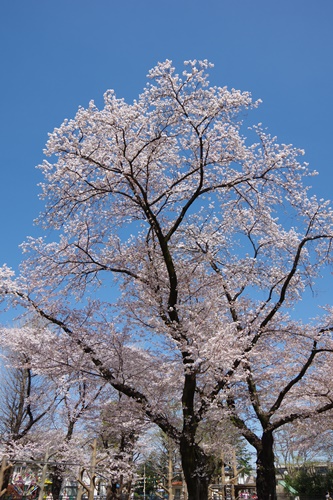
top-left (1, 464), bottom-right (13, 492)
top-left (50, 465), bottom-right (65, 500)
top-left (256, 431), bottom-right (277, 500)
top-left (106, 482), bottom-right (130, 500)
top-left (179, 436), bottom-right (215, 500)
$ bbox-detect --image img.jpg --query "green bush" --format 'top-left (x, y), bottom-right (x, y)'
top-left (286, 467), bottom-right (333, 499)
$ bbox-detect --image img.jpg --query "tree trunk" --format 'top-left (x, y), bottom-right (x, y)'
top-left (256, 431), bottom-right (277, 500)
top-left (179, 436), bottom-right (214, 500)
top-left (50, 466), bottom-right (65, 500)
top-left (105, 482), bottom-right (131, 500)
top-left (0, 463), bottom-right (13, 494)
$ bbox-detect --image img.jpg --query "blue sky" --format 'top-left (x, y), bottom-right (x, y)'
top-left (1, 0), bottom-right (333, 285)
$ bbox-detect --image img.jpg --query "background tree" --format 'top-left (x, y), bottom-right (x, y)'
top-left (0, 351), bottom-right (59, 443)
top-left (219, 317), bottom-right (333, 499)
top-left (285, 465), bottom-right (333, 500)
top-left (1, 59), bottom-right (333, 500)
top-left (91, 395), bottom-right (148, 500)
top-left (0, 348), bottom-right (61, 490)
top-left (274, 422), bottom-right (333, 475)
top-left (136, 430), bottom-right (182, 499)
top-left (48, 375), bottom-right (107, 500)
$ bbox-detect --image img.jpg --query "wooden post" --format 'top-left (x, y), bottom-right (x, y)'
top-left (38, 448), bottom-right (50, 500)
top-left (76, 469), bottom-right (84, 500)
top-left (231, 449), bottom-right (237, 500)
top-left (167, 441), bottom-right (173, 500)
top-left (221, 453), bottom-right (225, 500)
top-left (77, 439), bottom-right (98, 500)
top-left (0, 457), bottom-right (12, 498)
top-left (143, 463), bottom-right (146, 500)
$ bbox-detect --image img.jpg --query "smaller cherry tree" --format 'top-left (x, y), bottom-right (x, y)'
top-left (86, 395), bottom-right (150, 500)
top-left (0, 322), bottom-right (155, 500)
top-left (0, 342), bottom-right (63, 492)
top-left (217, 317), bottom-right (333, 499)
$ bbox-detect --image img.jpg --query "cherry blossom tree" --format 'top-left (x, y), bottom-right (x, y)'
top-left (219, 316), bottom-right (333, 499)
top-left (0, 325), bottom-right (126, 500)
top-left (275, 413), bottom-right (333, 471)
top-left (0, 347), bottom-right (61, 491)
top-left (84, 393), bottom-right (150, 500)
top-left (1, 59), bottom-right (333, 500)
top-left (0, 322), bottom-right (156, 500)
top-left (47, 375), bottom-right (107, 500)
top-left (0, 354), bottom-right (54, 442)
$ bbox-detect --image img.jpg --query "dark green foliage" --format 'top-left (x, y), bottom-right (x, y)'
top-left (236, 444), bottom-right (253, 477)
top-left (134, 462), bottom-right (163, 498)
top-left (286, 466), bottom-right (333, 499)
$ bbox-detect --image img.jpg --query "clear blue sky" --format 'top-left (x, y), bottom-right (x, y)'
top-left (1, 0), bottom-right (332, 275)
